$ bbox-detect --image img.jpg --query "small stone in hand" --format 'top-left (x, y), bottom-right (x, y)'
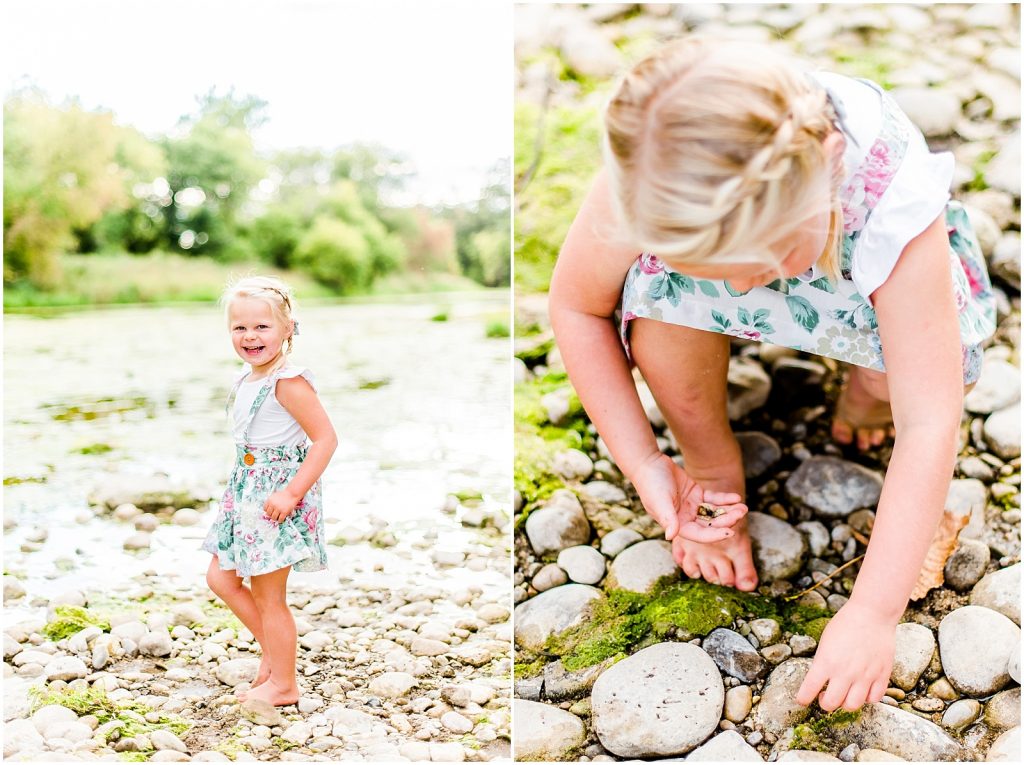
top-left (697, 503), bottom-right (726, 521)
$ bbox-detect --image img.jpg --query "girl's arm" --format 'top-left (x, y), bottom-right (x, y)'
top-left (264, 377), bottom-right (338, 521)
top-left (550, 170), bottom-right (743, 542)
top-left (797, 212), bottom-right (964, 711)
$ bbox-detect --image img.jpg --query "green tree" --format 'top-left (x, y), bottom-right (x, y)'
top-left (292, 216), bottom-right (371, 292)
top-left (3, 92), bottom-right (165, 286)
top-left (160, 88), bottom-right (268, 257)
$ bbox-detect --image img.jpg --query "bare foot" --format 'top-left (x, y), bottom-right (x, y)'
top-left (671, 458), bottom-right (758, 591)
top-left (832, 366), bottom-right (894, 451)
top-left (236, 657), bottom-right (272, 702)
top-left (243, 677), bottom-right (299, 707)
top-left (672, 516), bottom-right (759, 590)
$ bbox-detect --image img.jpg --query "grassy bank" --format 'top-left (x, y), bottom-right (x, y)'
top-left (3, 252), bottom-right (486, 311)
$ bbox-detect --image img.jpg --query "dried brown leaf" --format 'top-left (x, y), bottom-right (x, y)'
top-left (909, 509), bottom-right (970, 601)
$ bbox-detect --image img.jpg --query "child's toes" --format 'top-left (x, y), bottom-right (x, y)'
top-left (869, 428), bottom-right (885, 446)
top-left (856, 428), bottom-right (873, 451)
top-left (832, 418), bottom-right (853, 444)
top-left (734, 556), bottom-right (759, 591)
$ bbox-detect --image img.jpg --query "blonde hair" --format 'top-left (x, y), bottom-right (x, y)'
top-left (220, 275), bottom-right (297, 374)
top-left (603, 36), bottom-right (844, 279)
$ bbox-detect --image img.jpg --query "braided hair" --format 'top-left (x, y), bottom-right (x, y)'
top-left (603, 36), bottom-right (844, 279)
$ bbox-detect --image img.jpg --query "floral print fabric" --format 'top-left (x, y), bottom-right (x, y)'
top-left (202, 370), bottom-right (328, 577)
top-left (620, 82), bottom-right (996, 385)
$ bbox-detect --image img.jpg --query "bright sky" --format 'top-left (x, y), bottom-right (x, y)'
top-left (2, 0), bottom-right (511, 205)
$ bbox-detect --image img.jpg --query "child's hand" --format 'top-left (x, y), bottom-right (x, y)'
top-left (796, 599), bottom-right (895, 712)
top-left (631, 453), bottom-right (747, 543)
top-left (263, 491), bottom-right (300, 523)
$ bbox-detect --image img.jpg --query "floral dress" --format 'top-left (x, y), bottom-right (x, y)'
top-left (619, 74), bottom-right (997, 385)
top-left (201, 368), bottom-right (328, 577)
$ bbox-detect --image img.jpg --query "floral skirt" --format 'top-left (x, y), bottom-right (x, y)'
top-left (202, 443), bottom-right (327, 577)
top-left (620, 201), bottom-right (995, 385)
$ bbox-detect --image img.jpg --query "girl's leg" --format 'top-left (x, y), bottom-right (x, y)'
top-left (244, 565), bottom-right (300, 706)
top-left (205, 556), bottom-right (273, 693)
top-left (833, 365), bottom-right (976, 450)
top-left (630, 318), bottom-right (758, 590)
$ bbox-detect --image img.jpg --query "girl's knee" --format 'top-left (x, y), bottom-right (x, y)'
top-left (206, 565), bottom-right (240, 597)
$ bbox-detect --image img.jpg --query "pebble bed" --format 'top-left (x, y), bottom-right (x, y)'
top-left (514, 3), bottom-right (1020, 763)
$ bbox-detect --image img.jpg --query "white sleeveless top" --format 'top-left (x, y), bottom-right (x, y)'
top-left (810, 71), bottom-right (955, 303)
top-left (231, 366), bottom-right (317, 448)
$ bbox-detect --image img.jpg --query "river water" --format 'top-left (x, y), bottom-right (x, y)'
top-left (3, 293), bottom-right (512, 620)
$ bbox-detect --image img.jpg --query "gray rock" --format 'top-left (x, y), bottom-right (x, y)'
top-left (441, 711), bottom-right (473, 734)
top-left (747, 512), bottom-right (807, 580)
top-left (890, 622), bottom-right (936, 691)
top-left (985, 132), bottom-right (1021, 197)
top-left (557, 545), bottom-right (606, 585)
top-left (541, 388), bottom-right (572, 425)
top-left (410, 638), bottom-right (448, 657)
top-left (369, 672), bottom-right (417, 698)
top-left (532, 563), bottom-right (569, 592)
top-left (944, 538), bottom-right (991, 591)
top-left (795, 521), bottom-right (830, 557)
top-left (890, 87), bottom-right (961, 136)
top-left (607, 538), bottom-right (678, 592)
top-left (515, 675), bottom-right (543, 702)
top-left (786, 457), bottom-right (883, 518)
top-left (592, 642), bottom-right (724, 757)
top-left (123, 532), bottom-right (151, 551)
top-left (600, 527), bottom-right (643, 557)
top-left (513, 699), bottom-right (586, 761)
top-left (429, 742), bottom-right (466, 762)
top-left (965, 360), bottom-right (1021, 414)
top-left (939, 605), bottom-right (1020, 695)
top-left (43, 655), bottom-right (88, 681)
top-left (737, 432), bottom-right (782, 479)
top-left (139, 630), bottom-right (173, 657)
top-left (4, 576), bottom-right (26, 600)
top-left (212, 658), bottom-right (259, 687)
top-left (750, 618), bottom-right (782, 646)
top-left (150, 729), bottom-right (188, 752)
top-left (31, 704), bottom-right (78, 734)
top-left (985, 687), bottom-right (1021, 731)
top-left (4, 633), bottom-right (21, 660)
top-left (685, 729), bottom-right (763, 761)
top-left (581, 480), bottom-right (628, 505)
top-left (525, 490), bottom-right (592, 555)
top-left (299, 629), bottom-right (333, 651)
top-left (778, 753), bottom-right (841, 762)
top-left (987, 727), bottom-right (1021, 762)
top-left (5, 718), bottom-right (44, 758)
top-left (553, 449), bottom-right (594, 481)
top-left (703, 628), bottom-right (767, 682)
top-left (172, 508), bottom-right (201, 526)
top-left (43, 720), bottom-right (93, 743)
top-left (942, 699), bottom-right (982, 732)
top-left (970, 564), bottom-right (1020, 624)
top-left (842, 702), bottom-right (961, 761)
top-left (724, 685), bottom-right (754, 724)
top-left (949, 478), bottom-right (991, 542)
top-left (752, 658), bottom-right (813, 736)
top-left (1009, 640), bottom-right (1020, 683)
top-left (727, 357), bottom-right (771, 420)
top-left (513, 584), bottom-right (604, 652)
top-left (985, 405), bottom-right (1021, 460)
top-left (959, 456), bottom-right (996, 481)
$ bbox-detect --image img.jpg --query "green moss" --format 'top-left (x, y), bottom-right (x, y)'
top-left (966, 149), bottom-right (998, 192)
top-left (430, 311), bottom-right (449, 322)
top-left (541, 578), bottom-right (832, 671)
top-left (42, 605), bottom-right (110, 641)
top-left (75, 442), bottom-right (114, 455)
top-left (271, 736), bottom-right (298, 750)
top-left (790, 708), bottom-right (862, 752)
top-left (3, 474), bottom-right (48, 485)
top-left (514, 653), bottom-right (548, 679)
top-left (29, 686), bottom-right (190, 744)
top-left (117, 753), bottom-right (149, 762)
top-left (485, 320), bottom-right (510, 338)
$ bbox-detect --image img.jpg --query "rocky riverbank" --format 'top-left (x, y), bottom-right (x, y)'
top-left (513, 3), bottom-right (1020, 762)
top-left (5, 487), bottom-right (512, 762)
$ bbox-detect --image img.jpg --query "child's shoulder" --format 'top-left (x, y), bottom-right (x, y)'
top-left (272, 365), bottom-right (317, 394)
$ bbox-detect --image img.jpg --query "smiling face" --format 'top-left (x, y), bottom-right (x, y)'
top-left (228, 297), bottom-right (292, 377)
top-left (669, 206), bottom-right (833, 292)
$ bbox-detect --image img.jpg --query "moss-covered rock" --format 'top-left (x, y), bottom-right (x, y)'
top-left (42, 605), bottom-right (110, 641)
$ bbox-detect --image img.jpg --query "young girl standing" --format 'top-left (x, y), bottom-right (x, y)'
top-left (550, 38), bottom-right (996, 714)
top-left (202, 276), bottom-right (338, 707)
